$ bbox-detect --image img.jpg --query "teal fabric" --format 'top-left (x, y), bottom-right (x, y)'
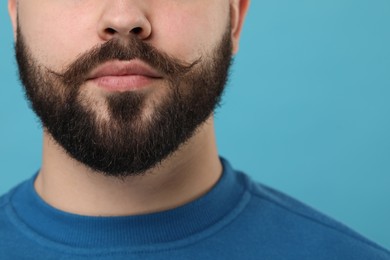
top-left (1, 159), bottom-right (389, 259)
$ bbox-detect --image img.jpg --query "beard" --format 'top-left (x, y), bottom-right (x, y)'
top-left (15, 25), bottom-right (233, 177)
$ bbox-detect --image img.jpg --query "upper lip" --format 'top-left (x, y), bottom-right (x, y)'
top-left (88, 59), bottom-right (163, 80)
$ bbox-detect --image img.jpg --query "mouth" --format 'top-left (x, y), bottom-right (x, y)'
top-left (87, 59), bottom-right (163, 92)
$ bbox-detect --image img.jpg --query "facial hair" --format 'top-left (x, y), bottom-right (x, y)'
top-left (15, 25), bottom-right (233, 177)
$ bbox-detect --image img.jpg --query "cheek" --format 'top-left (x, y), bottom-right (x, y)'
top-left (17, 2), bottom-right (98, 71)
top-left (152, 3), bottom-right (230, 61)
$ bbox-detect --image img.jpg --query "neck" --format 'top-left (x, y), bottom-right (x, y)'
top-left (34, 117), bottom-right (222, 216)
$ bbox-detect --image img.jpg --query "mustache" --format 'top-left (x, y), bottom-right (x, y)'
top-left (48, 36), bottom-right (201, 87)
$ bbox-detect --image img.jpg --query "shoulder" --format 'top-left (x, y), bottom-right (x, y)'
top-left (0, 187), bottom-right (19, 255)
top-left (235, 172), bottom-right (390, 259)
top-left (0, 185), bottom-right (19, 227)
top-left (0, 187), bottom-right (13, 212)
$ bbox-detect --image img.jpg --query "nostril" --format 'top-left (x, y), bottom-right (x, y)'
top-left (101, 26), bottom-right (147, 39)
top-left (105, 28), bottom-right (117, 35)
top-left (131, 27), bottom-right (143, 35)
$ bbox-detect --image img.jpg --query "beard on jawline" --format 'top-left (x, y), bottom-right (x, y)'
top-left (15, 25), bottom-right (233, 177)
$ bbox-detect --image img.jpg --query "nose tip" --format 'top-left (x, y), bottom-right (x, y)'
top-left (98, 5), bottom-right (152, 41)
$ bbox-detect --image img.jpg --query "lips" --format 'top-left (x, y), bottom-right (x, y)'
top-left (87, 59), bottom-right (163, 92)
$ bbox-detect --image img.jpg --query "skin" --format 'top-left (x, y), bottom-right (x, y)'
top-left (8, 0), bottom-right (250, 216)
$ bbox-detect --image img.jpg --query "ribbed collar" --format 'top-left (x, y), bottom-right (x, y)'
top-left (9, 158), bottom-right (247, 248)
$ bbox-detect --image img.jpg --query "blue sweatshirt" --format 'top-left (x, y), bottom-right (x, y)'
top-left (1, 158), bottom-right (389, 259)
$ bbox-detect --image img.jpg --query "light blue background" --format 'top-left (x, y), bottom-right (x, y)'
top-left (1, 0), bottom-right (389, 250)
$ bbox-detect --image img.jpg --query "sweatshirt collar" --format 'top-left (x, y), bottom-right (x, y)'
top-left (10, 158), bottom-right (247, 248)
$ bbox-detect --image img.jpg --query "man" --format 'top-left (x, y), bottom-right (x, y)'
top-left (1, 0), bottom-right (389, 259)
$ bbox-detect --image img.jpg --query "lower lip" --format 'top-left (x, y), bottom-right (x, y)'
top-left (89, 75), bottom-right (158, 92)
